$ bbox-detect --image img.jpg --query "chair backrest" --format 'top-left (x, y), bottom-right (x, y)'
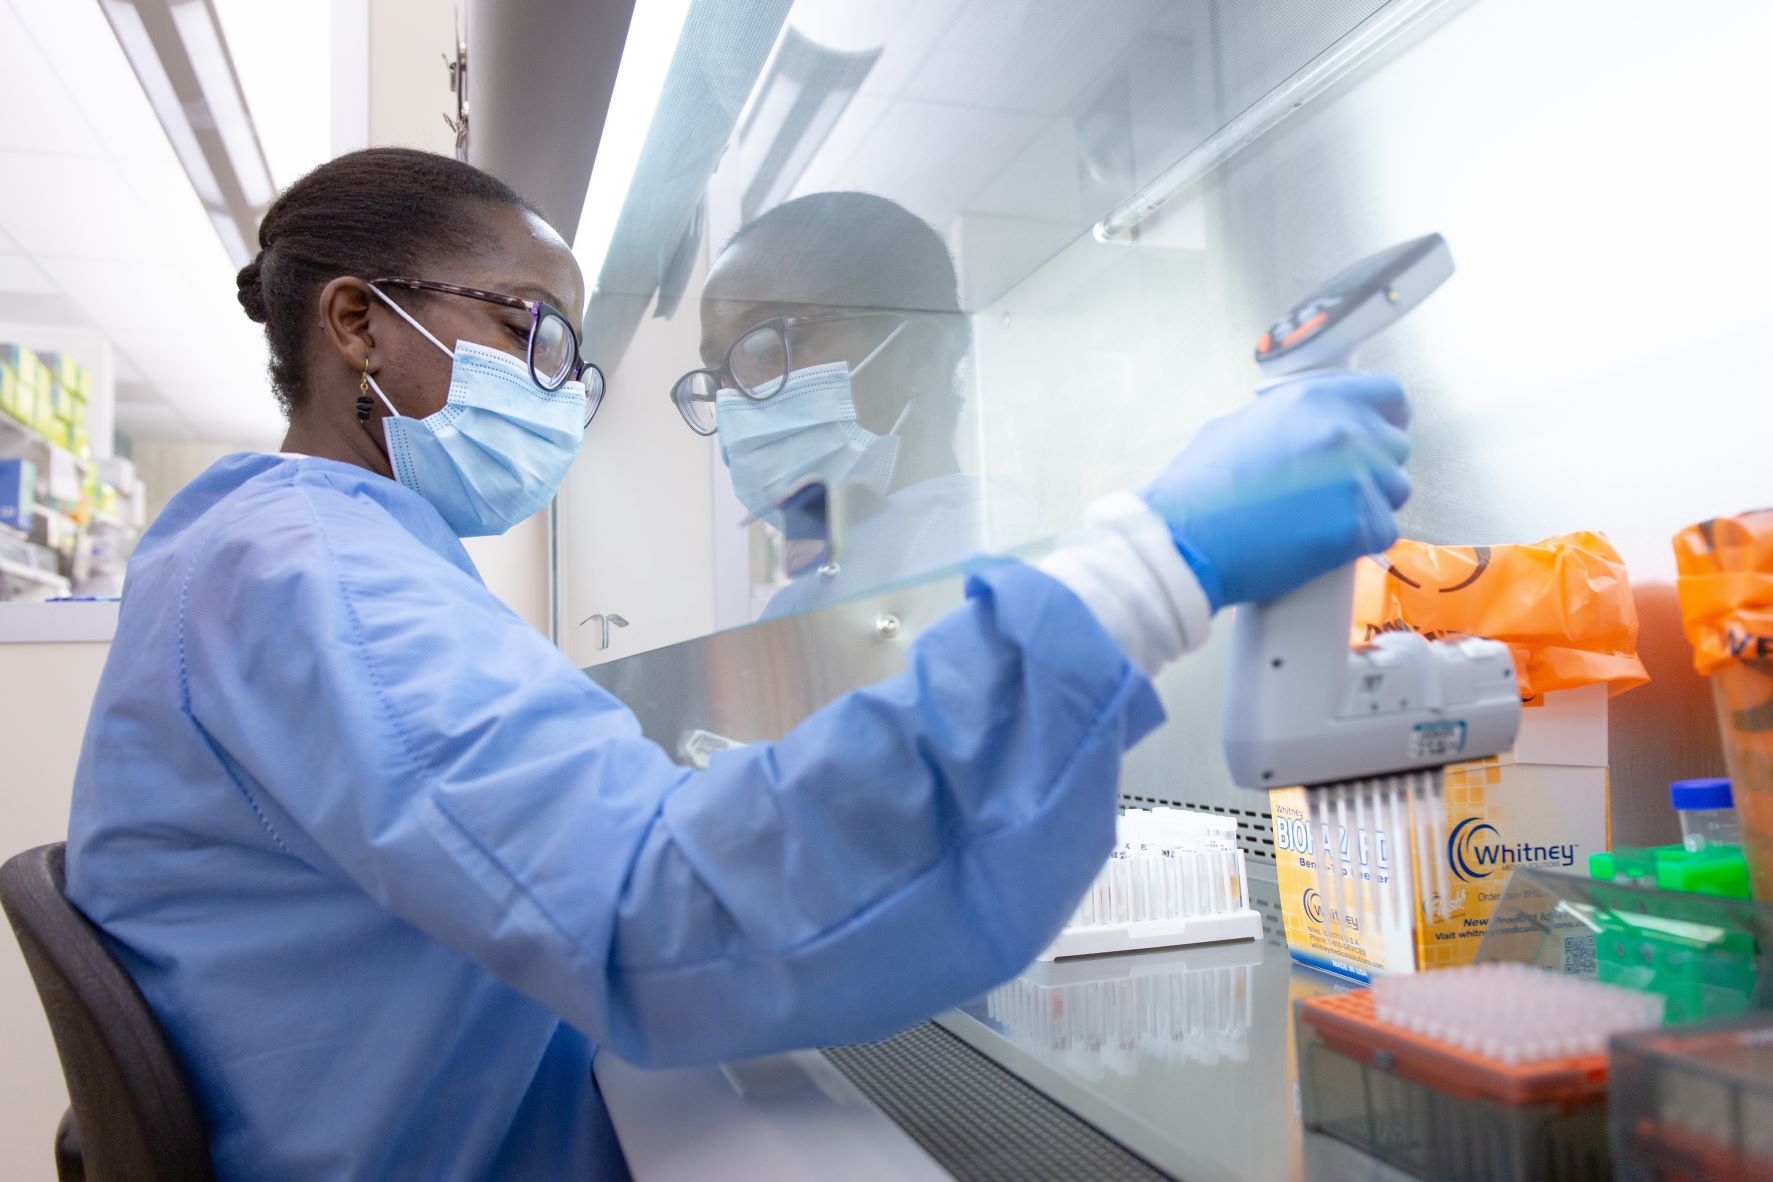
top-left (1, 843), bottom-right (215, 1182)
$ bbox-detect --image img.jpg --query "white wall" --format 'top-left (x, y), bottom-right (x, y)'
top-left (0, 641), bottom-right (108, 1179)
top-left (557, 249), bottom-right (718, 668)
top-left (130, 438), bottom-right (277, 522)
top-left (363, 0), bottom-right (551, 634)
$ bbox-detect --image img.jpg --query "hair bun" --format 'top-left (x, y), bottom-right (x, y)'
top-left (235, 254), bottom-right (269, 323)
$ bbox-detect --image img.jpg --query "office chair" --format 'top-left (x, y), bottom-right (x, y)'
top-left (1, 842), bottom-right (214, 1181)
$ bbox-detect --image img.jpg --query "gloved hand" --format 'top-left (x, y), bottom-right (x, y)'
top-left (1141, 370), bottom-right (1411, 611)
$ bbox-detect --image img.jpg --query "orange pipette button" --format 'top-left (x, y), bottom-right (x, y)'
top-left (1281, 310), bottom-right (1329, 350)
top-left (1257, 331), bottom-right (1273, 354)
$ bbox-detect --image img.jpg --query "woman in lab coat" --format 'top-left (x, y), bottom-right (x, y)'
top-left (66, 148), bottom-right (1411, 1181)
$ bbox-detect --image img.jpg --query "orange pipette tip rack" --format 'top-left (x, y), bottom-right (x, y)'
top-left (1298, 991), bottom-right (1610, 1111)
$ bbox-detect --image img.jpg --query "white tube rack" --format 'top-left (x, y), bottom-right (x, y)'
top-left (1039, 808), bottom-right (1262, 961)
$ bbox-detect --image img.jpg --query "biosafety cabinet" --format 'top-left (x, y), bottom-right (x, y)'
top-left (484, 0), bottom-right (1773, 1177)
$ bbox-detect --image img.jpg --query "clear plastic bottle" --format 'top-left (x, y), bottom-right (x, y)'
top-left (1671, 778), bottom-right (1740, 852)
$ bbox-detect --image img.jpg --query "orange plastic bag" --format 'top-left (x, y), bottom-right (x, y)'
top-left (1673, 510), bottom-right (1773, 676)
top-left (1674, 511), bottom-right (1773, 899)
top-left (1351, 530), bottom-right (1649, 705)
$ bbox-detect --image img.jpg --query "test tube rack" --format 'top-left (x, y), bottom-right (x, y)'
top-left (988, 941), bottom-right (1258, 1078)
top-left (1038, 808), bottom-right (1262, 961)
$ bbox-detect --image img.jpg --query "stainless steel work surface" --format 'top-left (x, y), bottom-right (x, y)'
top-left (939, 871), bottom-right (1413, 1182)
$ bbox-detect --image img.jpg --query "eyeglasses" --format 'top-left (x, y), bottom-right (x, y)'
top-left (670, 311), bottom-right (909, 436)
top-left (373, 277), bottom-right (607, 426)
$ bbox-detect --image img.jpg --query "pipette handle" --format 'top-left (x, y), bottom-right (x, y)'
top-left (1222, 359), bottom-right (1361, 790)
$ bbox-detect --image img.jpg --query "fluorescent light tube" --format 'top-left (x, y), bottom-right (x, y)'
top-left (169, 0), bottom-right (275, 208)
top-left (571, 0), bottom-right (694, 292)
top-left (208, 210), bottom-right (252, 268)
top-left (101, 0), bottom-right (226, 208)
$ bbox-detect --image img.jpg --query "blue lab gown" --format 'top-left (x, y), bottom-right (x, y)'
top-left (64, 453), bottom-right (1165, 1180)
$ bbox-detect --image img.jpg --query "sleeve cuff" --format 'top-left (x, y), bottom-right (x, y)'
top-left (1036, 493), bottom-right (1213, 675)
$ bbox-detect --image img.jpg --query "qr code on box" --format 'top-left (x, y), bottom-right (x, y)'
top-left (1563, 933), bottom-right (1598, 977)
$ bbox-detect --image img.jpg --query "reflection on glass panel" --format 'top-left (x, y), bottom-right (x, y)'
top-left (686, 192), bottom-right (988, 617)
top-left (983, 943), bottom-right (1257, 1079)
top-left (560, 0), bottom-right (1409, 664)
top-left (561, 0), bottom-right (1773, 674)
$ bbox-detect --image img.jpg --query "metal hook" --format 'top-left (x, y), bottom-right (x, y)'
top-left (580, 613), bottom-right (629, 651)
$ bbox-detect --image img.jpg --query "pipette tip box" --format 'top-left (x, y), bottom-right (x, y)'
top-left (1039, 808), bottom-right (1261, 961)
top-left (1611, 1016), bottom-right (1773, 1182)
top-left (1297, 963), bottom-right (1664, 1181)
top-left (1269, 685), bottom-right (1612, 982)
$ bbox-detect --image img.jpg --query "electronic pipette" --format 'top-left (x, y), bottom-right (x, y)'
top-left (1221, 234), bottom-right (1521, 947)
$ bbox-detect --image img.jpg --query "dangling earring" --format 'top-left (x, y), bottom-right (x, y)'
top-left (355, 357), bottom-right (374, 422)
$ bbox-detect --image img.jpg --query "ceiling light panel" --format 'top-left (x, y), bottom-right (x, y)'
top-left (169, 0), bottom-right (274, 207)
top-left (100, 0), bottom-right (227, 207)
top-left (98, 0), bottom-right (277, 267)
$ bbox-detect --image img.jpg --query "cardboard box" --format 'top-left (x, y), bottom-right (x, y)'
top-left (0, 362), bottom-right (22, 423)
top-left (1270, 683), bottom-right (1611, 982)
top-left (0, 458), bottom-right (36, 531)
top-left (32, 383), bottom-right (57, 436)
top-left (8, 346), bottom-right (50, 397)
top-left (48, 352), bottom-right (90, 398)
top-left (98, 455), bottom-right (136, 489)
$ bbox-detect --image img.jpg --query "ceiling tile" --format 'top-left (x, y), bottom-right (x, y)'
top-left (0, 152), bottom-right (164, 261)
top-left (0, 253), bottom-right (59, 295)
top-left (0, 288), bottom-right (88, 324)
top-left (120, 158), bottom-right (240, 285)
top-left (35, 256), bottom-right (198, 332)
top-left (785, 91), bottom-right (893, 199)
top-left (9, 0), bottom-right (181, 166)
top-left (964, 118), bottom-right (1081, 223)
top-left (786, 0), bottom-right (963, 100)
top-left (824, 101), bottom-right (1047, 233)
top-left (0, 0), bottom-right (104, 156)
top-left (112, 350), bottom-right (145, 384)
top-left (903, 0), bottom-right (1166, 115)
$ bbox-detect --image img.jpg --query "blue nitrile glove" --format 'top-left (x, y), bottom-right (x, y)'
top-left (1140, 370), bottom-right (1412, 611)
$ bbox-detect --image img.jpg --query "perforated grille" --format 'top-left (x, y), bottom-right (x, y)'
top-left (823, 1023), bottom-right (1175, 1181)
top-left (1121, 792), bottom-right (1277, 863)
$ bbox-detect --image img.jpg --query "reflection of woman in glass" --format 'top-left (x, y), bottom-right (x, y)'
top-left (673, 192), bottom-right (992, 613)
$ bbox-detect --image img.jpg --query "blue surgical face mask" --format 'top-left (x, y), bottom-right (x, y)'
top-left (365, 285), bottom-right (587, 537)
top-left (715, 323), bottom-right (913, 524)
